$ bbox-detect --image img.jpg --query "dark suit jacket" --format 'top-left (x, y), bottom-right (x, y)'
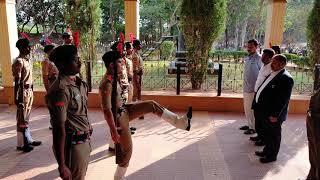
top-left (252, 69), bottom-right (294, 123)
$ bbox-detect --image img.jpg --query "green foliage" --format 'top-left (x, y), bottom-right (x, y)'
top-left (284, 0), bottom-right (314, 44)
top-left (16, 0), bottom-right (65, 33)
top-left (307, 0), bottom-right (320, 66)
top-left (180, 0), bottom-right (227, 89)
top-left (100, 0), bottom-right (124, 42)
top-left (65, 0), bottom-right (101, 59)
top-left (140, 0), bottom-right (180, 41)
top-left (160, 41), bottom-right (175, 60)
top-left (283, 53), bottom-right (311, 67)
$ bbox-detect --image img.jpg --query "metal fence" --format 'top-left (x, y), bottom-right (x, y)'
top-left (29, 45), bottom-right (313, 95)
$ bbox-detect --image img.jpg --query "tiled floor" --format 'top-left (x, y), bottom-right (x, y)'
top-left (0, 105), bottom-right (309, 180)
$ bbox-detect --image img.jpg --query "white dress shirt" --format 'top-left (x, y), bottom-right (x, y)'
top-left (254, 63), bottom-right (272, 92)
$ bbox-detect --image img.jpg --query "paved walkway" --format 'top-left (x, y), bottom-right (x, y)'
top-left (0, 105), bottom-right (309, 180)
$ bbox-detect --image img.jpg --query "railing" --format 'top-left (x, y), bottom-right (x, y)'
top-left (29, 45), bottom-right (313, 95)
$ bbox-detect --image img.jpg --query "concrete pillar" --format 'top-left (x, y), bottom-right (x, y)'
top-left (124, 0), bottom-right (139, 41)
top-left (0, 0), bottom-right (19, 104)
top-left (264, 0), bottom-right (287, 47)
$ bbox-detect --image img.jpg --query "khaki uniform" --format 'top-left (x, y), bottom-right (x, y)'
top-left (12, 57), bottom-right (33, 133)
top-left (42, 57), bottom-right (59, 91)
top-left (46, 75), bottom-right (92, 180)
top-left (307, 88), bottom-right (320, 180)
top-left (132, 51), bottom-right (143, 101)
top-left (125, 56), bottom-right (134, 103)
top-left (99, 73), bottom-right (190, 168)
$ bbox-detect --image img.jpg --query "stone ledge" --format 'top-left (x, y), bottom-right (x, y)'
top-left (0, 88), bottom-right (310, 114)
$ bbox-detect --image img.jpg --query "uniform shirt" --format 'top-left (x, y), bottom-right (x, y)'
top-left (132, 50), bottom-right (144, 73)
top-left (99, 73), bottom-right (128, 111)
top-left (254, 63), bottom-right (272, 92)
top-left (124, 57), bottom-right (133, 81)
top-left (12, 56), bottom-right (33, 85)
top-left (42, 57), bottom-right (59, 80)
top-left (243, 52), bottom-right (262, 93)
top-left (46, 75), bottom-right (92, 132)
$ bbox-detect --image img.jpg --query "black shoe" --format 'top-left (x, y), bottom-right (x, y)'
top-left (254, 140), bottom-right (265, 146)
top-left (186, 106), bottom-right (192, 131)
top-left (250, 136), bottom-right (260, 141)
top-left (255, 151), bottom-right (266, 157)
top-left (29, 141), bottom-right (42, 146)
top-left (130, 130), bottom-right (135, 135)
top-left (17, 145), bottom-right (34, 152)
top-left (244, 129), bottom-right (256, 135)
top-left (139, 116), bottom-right (144, 119)
top-left (239, 125), bottom-right (249, 130)
top-left (130, 127), bottom-right (137, 131)
top-left (260, 157), bottom-right (276, 163)
top-left (108, 147), bottom-right (115, 152)
top-left (49, 126), bottom-right (53, 130)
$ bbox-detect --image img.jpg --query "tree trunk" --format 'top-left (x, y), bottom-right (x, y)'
top-left (250, 0), bottom-right (265, 37)
top-left (240, 17), bottom-right (248, 49)
top-left (159, 18), bottom-right (163, 37)
top-left (235, 21), bottom-right (239, 49)
top-left (36, 24), bottom-right (39, 34)
top-left (110, 1), bottom-right (116, 41)
top-left (225, 28), bottom-right (229, 48)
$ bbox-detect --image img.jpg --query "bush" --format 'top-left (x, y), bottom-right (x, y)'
top-left (283, 53), bottom-right (311, 67)
top-left (209, 50), bottom-right (248, 59)
top-left (160, 41), bottom-right (175, 61)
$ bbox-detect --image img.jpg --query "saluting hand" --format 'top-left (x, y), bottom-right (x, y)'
top-left (59, 165), bottom-right (72, 180)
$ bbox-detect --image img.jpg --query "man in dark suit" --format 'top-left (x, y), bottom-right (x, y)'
top-left (252, 54), bottom-right (294, 163)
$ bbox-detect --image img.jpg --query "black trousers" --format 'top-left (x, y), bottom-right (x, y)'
top-left (262, 119), bottom-right (282, 159)
top-left (254, 110), bottom-right (266, 142)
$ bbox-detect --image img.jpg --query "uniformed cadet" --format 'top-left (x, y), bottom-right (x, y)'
top-left (46, 45), bottom-right (92, 180)
top-left (108, 42), bottom-right (136, 151)
top-left (124, 42), bottom-right (134, 103)
top-left (12, 38), bottom-right (42, 153)
top-left (131, 40), bottom-right (143, 103)
top-left (42, 44), bottom-right (58, 91)
top-left (99, 51), bottom-right (192, 180)
top-left (307, 86), bottom-right (320, 180)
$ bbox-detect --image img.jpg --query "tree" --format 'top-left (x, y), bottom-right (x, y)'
top-left (307, 0), bottom-right (320, 88)
top-left (180, 0), bottom-right (227, 89)
top-left (65, 0), bottom-right (101, 90)
top-left (16, 0), bottom-right (65, 34)
top-left (100, 0), bottom-right (124, 42)
top-left (284, 0), bottom-right (313, 45)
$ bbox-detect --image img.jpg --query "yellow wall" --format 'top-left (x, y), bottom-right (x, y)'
top-left (0, 0), bottom-right (18, 104)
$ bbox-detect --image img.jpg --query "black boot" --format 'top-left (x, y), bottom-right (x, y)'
top-left (186, 106), bottom-right (192, 131)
